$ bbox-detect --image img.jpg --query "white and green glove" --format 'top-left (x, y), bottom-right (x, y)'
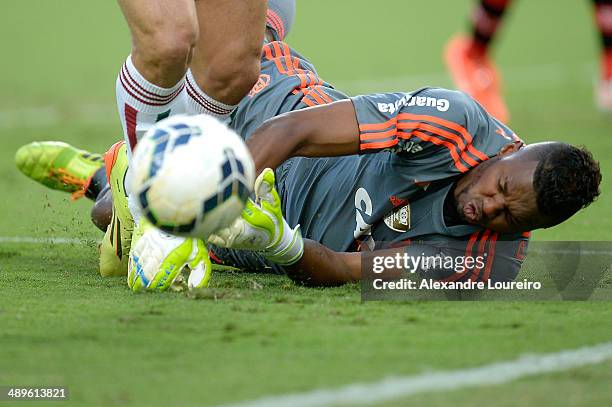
top-left (209, 168), bottom-right (304, 266)
top-left (127, 220), bottom-right (212, 292)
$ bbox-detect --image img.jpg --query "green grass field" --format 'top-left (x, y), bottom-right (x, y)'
top-left (1, 1), bottom-right (611, 406)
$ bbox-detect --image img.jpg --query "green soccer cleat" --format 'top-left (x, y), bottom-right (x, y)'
top-left (99, 141), bottom-right (134, 277)
top-left (15, 141), bottom-right (104, 200)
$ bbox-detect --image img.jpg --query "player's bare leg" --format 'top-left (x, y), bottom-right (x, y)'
top-left (117, 0), bottom-right (197, 87)
top-left (115, 0), bottom-right (198, 152)
top-left (444, 0), bottom-right (511, 122)
top-left (114, 0), bottom-right (199, 279)
top-left (183, 0), bottom-right (268, 119)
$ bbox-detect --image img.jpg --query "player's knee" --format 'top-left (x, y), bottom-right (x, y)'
top-left (152, 28), bottom-right (197, 66)
top-left (203, 47), bottom-right (261, 103)
top-left (136, 25), bottom-right (198, 72)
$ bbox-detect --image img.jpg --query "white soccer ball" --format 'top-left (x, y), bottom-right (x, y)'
top-left (130, 114), bottom-right (255, 238)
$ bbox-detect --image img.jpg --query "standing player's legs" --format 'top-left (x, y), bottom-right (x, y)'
top-left (593, 0), bottom-right (612, 111)
top-left (113, 0), bottom-right (266, 279)
top-left (465, 0), bottom-right (512, 57)
top-left (115, 0), bottom-right (198, 152)
top-left (116, 0), bottom-right (291, 148)
top-left (444, 0), bottom-right (512, 122)
top-left (183, 0), bottom-right (268, 120)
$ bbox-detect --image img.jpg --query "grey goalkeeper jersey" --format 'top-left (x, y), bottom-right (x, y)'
top-left (221, 41), bottom-right (529, 282)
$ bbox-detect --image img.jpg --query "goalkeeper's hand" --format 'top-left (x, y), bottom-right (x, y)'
top-left (127, 220), bottom-right (212, 292)
top-left (208, 168), bottom-right (304, 266)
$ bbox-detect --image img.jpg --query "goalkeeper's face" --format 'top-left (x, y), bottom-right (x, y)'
top-left (452, 143), bottom-right (547, 233)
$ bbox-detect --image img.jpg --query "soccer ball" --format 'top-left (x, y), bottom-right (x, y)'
top-left (130, 114), bottom-right (255, 238)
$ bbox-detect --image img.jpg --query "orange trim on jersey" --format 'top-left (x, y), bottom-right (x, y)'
top-left (398, 113), bottom-right (489, 162)
top-left (307, 88), bottom-right (326, 105)
top-left (315, 87), bottom-right (333, 104)
top-left (284, 48), bottom-right (309, 89)
top-left (299, 71), bottom-right (311, 88)
top-left (264, 43), bottom-right (289, 76)
top-left (291, 55), bottom-right (300, 70)
top-left (272, 42), bottom-right (284, 62)
top-left (302, 97), bottom-right (317, 107)
top-left (480, 232), bottom-right (498, 281)
top-left (398, 122), bottom-right (468, 156)
top-left (359, 117), bottom-right (398, 132)
top-left (303, 71), bottom-right (314, 87)
top-left (264, 41), bottom-right (330, 99)
top-left (297, 70), bottom-right (308, 89)
top-left (360, 128), bottom-right (398, 141)
top-left (263, 44), bottom-right (274, 60)
top-left (360, 125), bottom-right (477, 173)
top-left (360, 129), bottom-right (472, 174)
top-left (359, 138), bottom-right (399, 151)
top-left (398, 122), bottom-right (481, 168)
top-left (441, 231), bottom-right (481, 283)
top-left (470, 229), bottom-right (492, 282)
top-left (299, 87), bottom-right (334, 107)
top-left (409, 130), bottom-right (470, 173)
top-left (359, 129), bottom-right (469, 172)
top-left (358, 113), bottom-right (488, 170)
top-left (283, 42), bottom-right (319, 89)
top-left (280, 43), bottom-right (295, 76)
top-left (265, 42), bottom-right (291, 78)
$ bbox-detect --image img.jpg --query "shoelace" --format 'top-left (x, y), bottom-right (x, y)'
top-left (53, 168), bottom-right (92, 201)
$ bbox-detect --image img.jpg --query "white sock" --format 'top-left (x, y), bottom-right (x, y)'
top-left (116, 55), bottom-right (186, 155)
top-left (184, 69), bottom-right (237, 120)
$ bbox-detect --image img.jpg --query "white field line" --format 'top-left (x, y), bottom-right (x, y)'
top-left (4, 236), bottom-right (610, 256)
top-left (220, 341), bottom-right (612, 407)
top-left (528, 247), bottom-right (612, 256)
top-left (0, 236), bottom-right (94, 245)
top-left (0, 61), bottom-right (595, 130)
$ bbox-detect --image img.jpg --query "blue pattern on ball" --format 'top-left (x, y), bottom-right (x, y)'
top-left (149, 139), bottom-right (168, 178)
top-left (172, 133), bottom-right (192, 150)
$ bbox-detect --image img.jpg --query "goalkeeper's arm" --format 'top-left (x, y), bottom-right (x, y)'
top-left (284, 239), bottom-right (525, 287)
top-left (283, 239), bottom-right (361, 287)
top-left (246, 100), bottom-right (360, 173)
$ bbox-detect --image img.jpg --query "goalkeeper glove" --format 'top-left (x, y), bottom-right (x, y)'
top-left (127, 220), bottom-right (212, 292)
top-left (208, 168), bottom-right (304, 266)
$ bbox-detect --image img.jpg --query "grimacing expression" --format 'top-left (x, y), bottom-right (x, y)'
top-left (453, 143), bottom-right (548, 233)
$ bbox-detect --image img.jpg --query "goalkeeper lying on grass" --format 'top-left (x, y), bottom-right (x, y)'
top-left (15, 40), bottom-right (601, 291)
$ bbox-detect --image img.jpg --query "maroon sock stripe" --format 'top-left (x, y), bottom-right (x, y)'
top-left (120, 64), bottom-right (183, 105)
top-left (185, 77), bottom-right (233, 115)
top-left (186, 86), bottom-right (231, 116)
top-left (185, 76), bottom-right (233, 116)
top-left (122, 64), bottom-right (182, 101)
top-left (124, 104), bottom-right (138, 151)
top-left (119, 70), bottom-right (184, 107)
